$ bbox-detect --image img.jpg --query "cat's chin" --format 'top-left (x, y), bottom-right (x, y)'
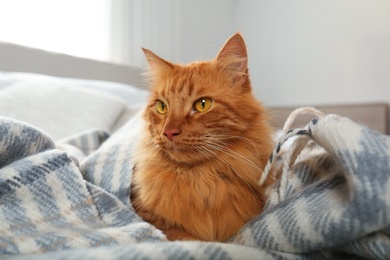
top-left (161, 145), bottom-right (205, 166)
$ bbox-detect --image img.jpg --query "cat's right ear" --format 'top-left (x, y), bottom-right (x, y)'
top-left (142, 48), bottom-right (174, 76)
top-left (215, 33), bottom-right (249, 87)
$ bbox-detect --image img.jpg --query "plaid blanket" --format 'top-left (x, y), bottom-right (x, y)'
top-left (1, 111), bottom-right (389, 259)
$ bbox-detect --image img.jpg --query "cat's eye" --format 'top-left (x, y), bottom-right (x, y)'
top-left (156, 100), bottom-right (168, 114)
top-left (194, 97), bottom-right (212, 112)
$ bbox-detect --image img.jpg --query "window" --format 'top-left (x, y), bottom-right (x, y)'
top-left (0, 0), bottom-right (111, 62)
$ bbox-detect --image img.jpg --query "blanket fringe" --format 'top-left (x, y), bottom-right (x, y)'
top-left (259, 107), bottom-right (325, 190)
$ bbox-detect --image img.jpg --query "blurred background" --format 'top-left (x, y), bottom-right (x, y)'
top-left (0, 0), bottom-right (389, 107)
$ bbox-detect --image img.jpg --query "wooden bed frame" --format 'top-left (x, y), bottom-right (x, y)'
top-left (1, 41), bottom-right (388, 134)
top-left (269, 103), bottom-right (388, 135)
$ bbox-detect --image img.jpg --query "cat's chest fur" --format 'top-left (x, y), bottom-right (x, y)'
top-left (131, 137), bottom-right (264, 241)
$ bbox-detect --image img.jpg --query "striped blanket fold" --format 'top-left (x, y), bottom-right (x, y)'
top-left (0, 112), bottom-right (389, 259)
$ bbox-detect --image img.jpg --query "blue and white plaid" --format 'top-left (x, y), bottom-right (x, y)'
top-left (1, 112), bottom-right (389, 259)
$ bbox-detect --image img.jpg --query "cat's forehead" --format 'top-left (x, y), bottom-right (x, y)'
top-left (154, 63), bottom-right (217, 98)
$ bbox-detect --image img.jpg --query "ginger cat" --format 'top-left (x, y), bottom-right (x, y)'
top-left (131, 33), bottom-right (274, 242)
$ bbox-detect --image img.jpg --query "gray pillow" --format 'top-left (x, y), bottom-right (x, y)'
top-left (0, 81), bottom-right (127, 140)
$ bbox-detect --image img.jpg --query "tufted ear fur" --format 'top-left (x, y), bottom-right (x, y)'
top-left (215, 33), bottom-right (249, 87)
top-left (142, 48), bottom-right (174, 77)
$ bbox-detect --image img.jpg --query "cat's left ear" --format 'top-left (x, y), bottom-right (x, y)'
top-left (215, 33), bottom-right (248, 86)
top-left (142, 48), bottom-right (174, 76)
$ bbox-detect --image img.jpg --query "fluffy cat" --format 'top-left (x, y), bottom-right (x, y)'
top-left (131, 33), bottom-right (274, 242)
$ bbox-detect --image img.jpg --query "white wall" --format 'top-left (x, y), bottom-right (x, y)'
top-left (235, 0), bottom-right (390, 107)
top-left (115, 0), bottom-right (235, 68)
top-left (3, 0), bottom-right (388, 108)
top-left (111, 0), bottom-right (182, 67)
top-left (179, 1), bottom-right (235, 64)
top-left (119, 0), bottom-right (390, 107)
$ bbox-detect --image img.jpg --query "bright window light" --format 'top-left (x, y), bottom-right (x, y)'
top-left (0, 0), bottom-right (111, 61)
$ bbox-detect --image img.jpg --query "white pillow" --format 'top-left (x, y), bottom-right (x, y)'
top-left (0, 81), bottom-right (127, 140)
top-left (0, 71), bottom-right (150, 105)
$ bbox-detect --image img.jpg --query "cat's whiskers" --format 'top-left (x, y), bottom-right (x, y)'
top-left (144, 146), bottom-right (163, 169)
top-left (197, 145), bottom-right (230, 172)
top-left (203, 143), bottom-right (260, 201)
top-left (143, 139), bottom-right (158, 151)
top-left (203, 138), bottom-right (264, 174)
top-left (207, 134), bottom-right (260, 154)
top-left (137, 138), bottom-right (163, 169)
top-left (174, 136), bottom-right (262, 173)
top-left (194, 146), bottom-right (216, 164)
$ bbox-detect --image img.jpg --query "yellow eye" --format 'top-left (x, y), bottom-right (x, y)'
top-left (194, 97), bottom-right (212, 112)
top-left (156, 100), bottom-right (168, 114)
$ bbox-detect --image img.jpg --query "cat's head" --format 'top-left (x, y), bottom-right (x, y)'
top-left (142, 33), bottom-right (267, 165)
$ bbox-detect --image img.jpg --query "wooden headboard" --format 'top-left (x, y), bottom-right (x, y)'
top-left (269, 103), bottom-right (389, 135)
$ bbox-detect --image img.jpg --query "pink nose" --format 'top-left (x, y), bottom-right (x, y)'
top-left (163, 129), bottom-right (181, 141)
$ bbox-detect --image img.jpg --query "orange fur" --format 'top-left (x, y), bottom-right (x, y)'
top-left (131, 33), bottom-right (274, 241)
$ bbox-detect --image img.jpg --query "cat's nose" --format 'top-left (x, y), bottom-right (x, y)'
top-left (163, 129), bottom-right (181, 141)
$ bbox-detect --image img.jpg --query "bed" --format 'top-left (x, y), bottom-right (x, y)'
top-left (0, 42), bottom-right (389, 259)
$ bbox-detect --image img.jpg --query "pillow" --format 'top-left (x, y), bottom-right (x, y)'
top-left (0, 81), bottom-right (128, 140)
top-left (0, 71), bottom-right (150, 105)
